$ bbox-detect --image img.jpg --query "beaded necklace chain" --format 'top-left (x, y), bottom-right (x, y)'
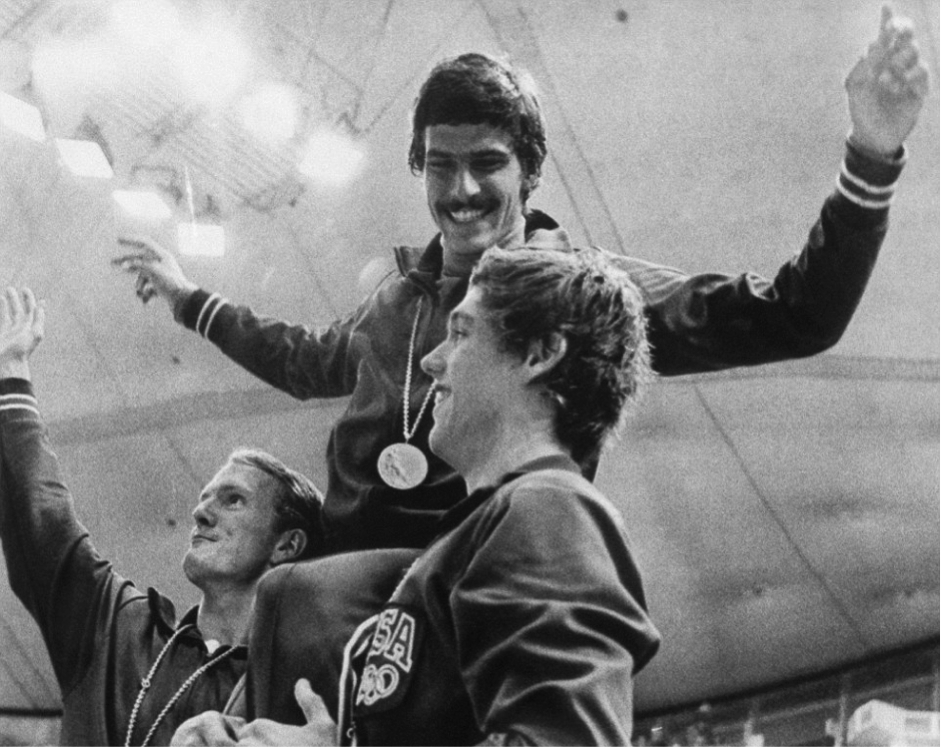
top-left (376, 296), bottom-right (435, 490)
top-left (402, 296), bottom-right (436, 441)
top-left (124, 624), bottom-right (238, 747)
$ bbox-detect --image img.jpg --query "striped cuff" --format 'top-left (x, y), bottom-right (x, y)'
top-left (0, 390), bottom-right (40, 419)
top-left (194, 292), bottom-right (227, 339)
top-left (181, 290), bottom-right (228, 340)
top-left (835, 137), bottom-right (907, 211)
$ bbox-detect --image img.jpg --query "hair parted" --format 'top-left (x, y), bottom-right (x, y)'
top-left (227, 448), bottom-right (326, 561)
top-left (409, 52), bottom-right (548, 198)
top-left (469, 246), bottom-right (653, 464)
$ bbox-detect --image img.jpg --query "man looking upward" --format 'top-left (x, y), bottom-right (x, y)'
top-left (0, 288), bottom-right (326, 745)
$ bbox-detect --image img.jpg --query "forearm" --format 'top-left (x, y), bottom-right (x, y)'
top-left (0, 380), bottom-right (95, 613)
top-left (176, 290), bottom-right (356, 399)
top-left (636, 140), bottom-right (905, 376)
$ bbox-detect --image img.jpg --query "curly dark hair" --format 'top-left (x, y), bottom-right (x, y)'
top-left (469, 247), bottom-right (652, 464)
top-left (228, 448), bottom-right (326, 561)
top-left (408, 52), bottom-right (548, 200)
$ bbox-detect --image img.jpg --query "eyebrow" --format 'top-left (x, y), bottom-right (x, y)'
top-left (426, 146), bottom-right (511, 160)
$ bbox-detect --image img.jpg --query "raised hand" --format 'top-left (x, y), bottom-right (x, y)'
top-left (112, 236), bottom-right (199, 311)
top-left (845, 5), bottom-right (930, 157)
top-left (0, 287), bottom-right (45, 379)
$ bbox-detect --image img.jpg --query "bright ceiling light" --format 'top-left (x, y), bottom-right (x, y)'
top-left (55, 138), bottom-right (114, 179)
top-left (0, 92), bottom-right (45, 142)
top-left (108, 0), bottom-right (182, 50)
top-left (298, 129), bottom-right (366, 187)
top-left (177, 222), bottom-right (225, 257)
top-left (174, 21), bottom-right (250, 109)
top-left (113, 190), bottom-right (173, 222)
top-left (240, 83), bottom-right (298, 141)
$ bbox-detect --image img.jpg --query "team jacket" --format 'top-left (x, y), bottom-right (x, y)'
top-left (337, 455), bottom-right (661, 745)
top-left (177, 142), bottom-right (905, 552)
top-left (0, 381), bottom-right (246, 746)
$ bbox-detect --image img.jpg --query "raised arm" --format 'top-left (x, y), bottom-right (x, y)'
top-left (0, 288), bottom-right (132, 690)
top-left (621, 5), bottom-right (929, 376)
top-left (113, 236), bottom-right (362, 399)
top-left (846, 5), bottom-right (929, 158)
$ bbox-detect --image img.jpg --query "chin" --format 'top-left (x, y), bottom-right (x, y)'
top-left (427, 427), bottom-right (455, 466)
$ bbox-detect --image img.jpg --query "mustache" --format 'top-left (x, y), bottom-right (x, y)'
top-left (439, 197), bottom-right (493, 213)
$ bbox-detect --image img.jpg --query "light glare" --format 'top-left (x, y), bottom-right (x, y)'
top-left (0, 92), bottom-right (45, 142)
top-left (298, 129), bottom-right (365, 186)
top-left (109, 0), bottom-right (181, 50)
top-left (240, 84), bottom-right (298, 141)
top-left (55, 138), bottom-right (114, 179)
top-left (177, 222), bottom-right (225, 257)
top-left (174, 22), bottom-right (250, 109)
top-left (113, 190), bottom-right (173, 221)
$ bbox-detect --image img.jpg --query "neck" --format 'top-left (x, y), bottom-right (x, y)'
top-left (462, 416), bottom-right (564, 494)
top-left (195, 583), bottom-right (259, 647)
top-left (441, 214), bottom-right (527, 277)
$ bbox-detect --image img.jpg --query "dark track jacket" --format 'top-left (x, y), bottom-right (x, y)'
top-left (0, 381), bottom-right (246, 746)
top-left (338, 455), bottom-right (660, 745)
top-left (176, 141), bottom-right (904, 552)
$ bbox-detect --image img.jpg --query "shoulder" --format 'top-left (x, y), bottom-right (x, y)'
top-left (484, 469), bottom-right (627, 541)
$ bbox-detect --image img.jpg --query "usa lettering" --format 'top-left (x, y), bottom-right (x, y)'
top-left (368, 608), bottom-right (416, 672)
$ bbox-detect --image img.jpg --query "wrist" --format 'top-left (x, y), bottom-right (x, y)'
top-left (170, 283), bottom-right (199, 322)
top-left (0, 358), bottom-right (31, 381)
top-left (847, 130), bottom-right (905, 163)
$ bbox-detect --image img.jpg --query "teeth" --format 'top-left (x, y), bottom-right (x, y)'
top-left (450, 208), bottom-right (485, 223)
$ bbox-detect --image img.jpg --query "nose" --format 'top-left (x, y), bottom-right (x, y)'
top-left (451, 165), bottom-right (481, 201)
top-left (192, 496), bottom-right (216, 527)
top-left (421, 342), bottom-right (446, 379)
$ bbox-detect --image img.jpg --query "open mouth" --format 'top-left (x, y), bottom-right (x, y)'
top-left (448, 207), bottom-right (488, 224)
top-left (433, 386), bottom-right (450, 408)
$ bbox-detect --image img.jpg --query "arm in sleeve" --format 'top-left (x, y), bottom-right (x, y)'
top-left (453, 485), bottom-right (660, 745)
top-left (619, 141), bottom-right (906, 376)
top-left (0, 379), bottom-right (133, 692)
top-left (175, 290), bottom-right (367, 400)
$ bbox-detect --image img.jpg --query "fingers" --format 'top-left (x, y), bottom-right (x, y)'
top-left (5, 286), bottom-right (23, 323)
top-left (112, 236), bottom-right (165, 270)
top-left (170, 712), bottom-right (243, 746)
top-left (2, 287), bottom-right (38, 327)
top-left (0, 292), bottom-right (9, 331)
top-left (867, 7), bottom-right (928, 100)
top-left (294, 678), bottom-right (319, 723)
top-left (21, 289), bottom-right (44, 342)
top-left (134, 274), bottom-right (156, 304)
top-left (33, 301), bottom-right (45, 343)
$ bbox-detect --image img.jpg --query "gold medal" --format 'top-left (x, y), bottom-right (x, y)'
top-left (378, 296), bottom-right (435, 490)
top-left (377, 443), bottom-right (429, 490)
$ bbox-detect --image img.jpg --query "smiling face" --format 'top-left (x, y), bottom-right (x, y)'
top-left (182, 461), bottom-right (284, 590)
top-left (420, 286), bottom-right (526, 474)
top-left (423, 123), bottom-right (528, 269)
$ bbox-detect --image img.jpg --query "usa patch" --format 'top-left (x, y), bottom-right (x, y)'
top-left (353, 604), bottom-right (424, 716)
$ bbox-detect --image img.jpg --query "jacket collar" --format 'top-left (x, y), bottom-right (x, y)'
top-left (433, 452), bottom-right (582, 539)
top-left (146, 588), bottom-right (248, 654)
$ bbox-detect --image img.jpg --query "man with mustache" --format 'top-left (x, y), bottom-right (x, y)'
top-left (115, 7), bottom-right (928, 558)
top-left (0, 288), bottom-right (326, 745)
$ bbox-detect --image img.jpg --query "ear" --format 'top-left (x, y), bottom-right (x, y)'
top-left (523, 332), bottom-right (567, 384)
top-left (270, 528), bottom-right (308, 566)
